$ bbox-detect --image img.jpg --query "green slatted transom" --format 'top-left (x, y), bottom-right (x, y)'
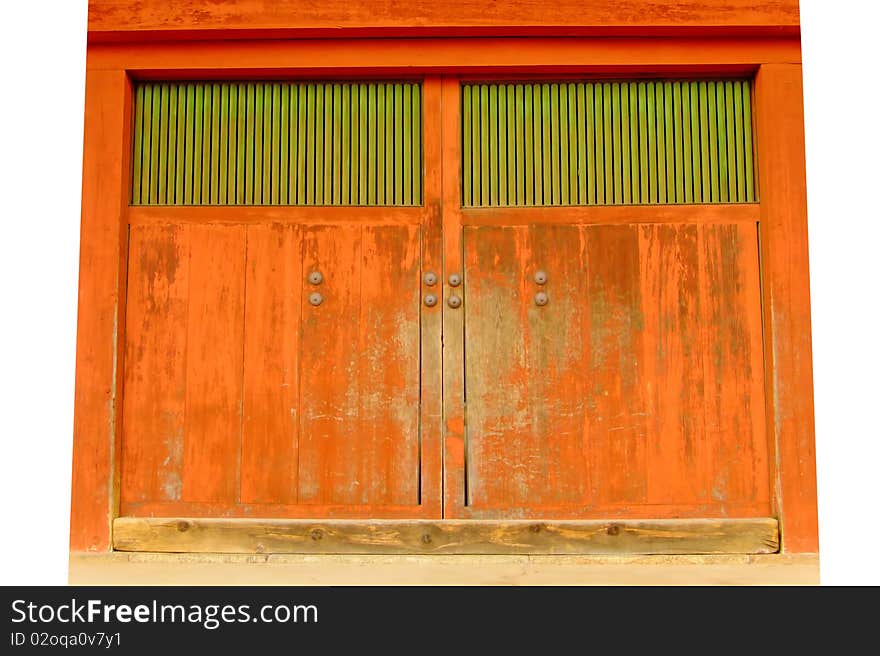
top-left (461, 80), bottom-right (755, 207)
top-left (132, 81), bottom-right (422, 206)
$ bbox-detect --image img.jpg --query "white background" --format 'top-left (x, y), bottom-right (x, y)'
top-left (0, 0), bottom-right (877, 585)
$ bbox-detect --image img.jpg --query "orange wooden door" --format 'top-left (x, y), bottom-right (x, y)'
top-left (451, 219), bottom-right (771, 519)
top-left (119, 220), bottom-right (435, 518)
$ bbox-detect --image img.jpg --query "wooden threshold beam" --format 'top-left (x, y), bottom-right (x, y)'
top-left (113, 518), bottom-right (779, 555)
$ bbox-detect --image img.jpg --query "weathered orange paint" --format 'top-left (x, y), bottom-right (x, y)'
top-left (87, 0), bottom-right (800, 41)
top-left (72, 0), bottom-right (818, 555)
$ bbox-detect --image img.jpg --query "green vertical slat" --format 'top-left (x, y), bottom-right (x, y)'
top-left (289, 84), bottom-right (298, 205)
top-left (402, 84), bottom-right (411, 205)
top-left (672, 82), bottom-right (684, 203)
top-left (567, 84), bottom-right (578, 205)
top-left (394, 83), bottom-right (403, 205)
top-left (497, 84), bottom-right (508, 206)
top-left (593, 82), bottom-right (612, 205)
top-left (209, 83), bottom-right (220, 204)
top-left (743, 81), bottom-right (755, 202)
top-left (191, 84), bottom-right (203, 204)
top-left (324, 83), bottom-right (335, 205)
top-left (384, 83), bottom-right (394, 204)
top-left (217, 84), bottom-right (228, 204)
top-left (237, 83), bottom-right (248, 204)
top-left (462, 86), bottom-right (472, 206)
top-left (295, 85), bottom-right (306, 204)
top-left (645, 82), bottom-right (657, 204)
top-left (699, 82), bottom-right (711, 202)
top-left (550, 83), bottom-right (561, 205)
top-left (367, 84), bottom-right (377, 205)
top-left (531, 84), bottom-right (543, 205)
top-left (226, 84), bottom-right (237, 204)
top-left (341, 84), bottom-right (351, 205)
top-left (557, 83), bottom-right (568, 205)
top-left (725, 81), bottom-right (738, 201)
top-left (250, 84), bottom-right (261, 204)
top-left (350, 85), bottom-right (360, 205)
top-left (183, 85), bottom-right (194, 204)
top-left (585, 83), bottom-right (596, 205)
top-left (688, 82), bottom-right (701, 203)
top-left (541, 84), bottom-right (552, 205)
top-left (375, 84), bottom-right (385, 205)
top-left (507, 84), bottom-right (518, 207)
top-left (716, 82), bottom-right (729, 203)
top-left (620, 82), bottom-right (632, 205)
top-left (131, 85), bottom-right (144, 204)
top-left (707, 81), bottom-right (720, 203)
top-left (147, 85), bottom-right (160, 204)
top-left (655, 82), bottom-right (667, 204)
top-left (637, 82), bottom-right (649, 204)
top-left (663, 81), bottom-right (675, 204)
top-left (200, 84), bottom-right (212, 204)
top-left (313, 83), bottom-right (324, 204)
top-left (305, 84), bottom-right (316, 205)
top-left (610, 82), bottom-right (622, 204)
top-left (681, 83), bottom-right (693, 204)
top-left (628, 82), bottom-right (640, 204)
top-left (174, 85), bottom-right (186, 204)
top-left (157, 85), bottom-right (169, 205)
top-left (278, 84), bottom-right (289, 204)
top-left (332, 83), bottom-right (342, 205)
top-left (165, 85), bottom-right (177, 204)
top-left (481, 85), bottom-right (491, 206)
top-left (733, 81), bottom-right (745, 203)
top-left (267, 83), bottom-right (278, 205)
top-left (360, 84), bottom-right (370, 205)
top-left (576, 83), bottom-right (587, 206)
top-left (524, 84), bottom-right (534, 206)
top-left (489, 85), bottom-right (499, 206)
top-left (513, 85), bottom-right (524, 205)
top-left (412, 85), bottom-right (421, 205)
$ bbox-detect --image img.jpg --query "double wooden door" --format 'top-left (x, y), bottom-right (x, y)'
top-left (118, 78), bottom-right (771, 523)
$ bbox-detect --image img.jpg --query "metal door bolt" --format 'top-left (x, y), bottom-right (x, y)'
top-left (448, 273), bottom-right (462, 287)
top-left (308, 292), bottom-right (324, 306)
top-left (424, 294), bottom-right (438, 307)
top-left (447, 295), bottom-right (462, 309)
top-left (534, 292), bottom-right (549, 306)
top-left (423, 271), bottom-right (438, 286)
top-left (308, 271), bottom-right (324, 285)
top-left (534, 270), bottom-right (548, 285)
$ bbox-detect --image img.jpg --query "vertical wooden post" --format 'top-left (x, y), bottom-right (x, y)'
top-left (755, 63), bottom-right (819, 554)
top-left (440, 77), bottom-right (468, 517)
top-left (419, 77), bottom-right (444, 516)
top-left (69, 69), bottom-right (131, 552)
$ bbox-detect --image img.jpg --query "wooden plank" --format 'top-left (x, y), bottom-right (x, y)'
top-left (419, 76), bottom-right (444, 515)
top-left (463, 225), bottom-right (591, 507)
top-left (121, 225), bottom-right (190, 505)
top-left (412, 84), bottom-right (422, 204)
top-left (181, 226), bottom-right (246, 502)
top-left (440, 77), bottom-right (468, 516)
top-left (297, 225), bottom-right (421, 505)
top-left (240, 225), bottom-right (302, 504)
top-left (70, 69), bottom-right (130, 552)
top-left (89, 1), bottom-right (802, 38)
top-left (755, 64), bottom-right (818, 553)
top-left (112, 517), bottom-right (780, 555)
top-left (129, 205), bottom-right (423, 226)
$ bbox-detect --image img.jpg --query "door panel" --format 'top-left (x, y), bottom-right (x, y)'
top-left (462, 221), bottom-right (769, 518)
top-left (298, 224), bottom-right (422, 505)
top-left (120, 222), bottom-right (424, 515)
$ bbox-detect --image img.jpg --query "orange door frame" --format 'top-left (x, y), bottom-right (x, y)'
top-left (71, 5), bottom-right (817, 555)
